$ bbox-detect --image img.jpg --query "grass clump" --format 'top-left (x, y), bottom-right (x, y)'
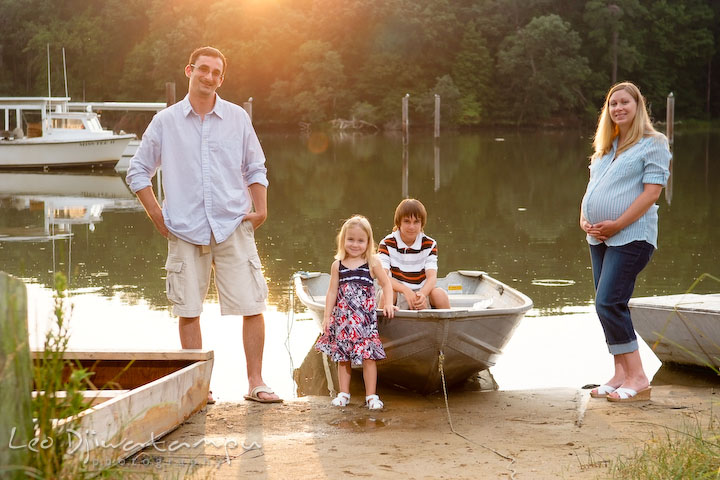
top-left (24, 272), bottom-right (96, 479)
top-left (610, 413), bottom-right (720, 479)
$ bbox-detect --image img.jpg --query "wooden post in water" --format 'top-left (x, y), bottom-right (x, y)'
top-left (666, 92), bottom-right (674, 147)
top-left (665, 92), bottom-right (674, 205)
top-left (0, 272), bottom-right (32, 477)
top-left (243, 97), bottom-right (253, 121)
top-left (402, 94), bottom-right (409, 199)
top-left (158, 82), bottom-right (175, 200)
top-left (157, 168), bottom-right (163, 204)
top-left (434, 94), bottom-right (440, 139)
top-left (434, 94), bottom-right (440, 191)
top-left (165, 82), bottom-right (176, 106)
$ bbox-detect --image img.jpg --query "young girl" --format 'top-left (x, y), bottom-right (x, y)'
top-left (315, 215), bottom-right (396, 409)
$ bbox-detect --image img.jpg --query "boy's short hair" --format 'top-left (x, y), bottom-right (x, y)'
top-left (393, 198), bottom-right (427, 229)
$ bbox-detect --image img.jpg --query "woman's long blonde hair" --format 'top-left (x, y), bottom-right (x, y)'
top-left (592, 82), bottom-right (661, 161)
top-left (335, 215), bottom-right (378, 266)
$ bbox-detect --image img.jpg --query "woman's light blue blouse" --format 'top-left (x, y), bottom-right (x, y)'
top-left (581, 134), bottom-right (671, 248)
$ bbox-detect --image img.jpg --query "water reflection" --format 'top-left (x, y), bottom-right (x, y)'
top-left (4, 130), bottom-right (718, 398)
top-left (0, 130), bottom-right (717, 313)
top-left (0, 170), bottom-right (146, 293)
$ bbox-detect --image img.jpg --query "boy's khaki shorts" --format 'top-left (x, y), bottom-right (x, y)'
top-left (164, 220), bottom-right (268, 317)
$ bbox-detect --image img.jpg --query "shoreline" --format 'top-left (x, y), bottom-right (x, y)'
top-left (121, 383), bottom-right (717, 479)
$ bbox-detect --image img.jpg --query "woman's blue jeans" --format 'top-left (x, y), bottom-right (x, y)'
top-left (589, 240), bottom-right (654, 355)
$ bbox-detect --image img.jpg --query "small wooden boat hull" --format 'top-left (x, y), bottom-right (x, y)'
top-left (630, 294), bottom-right (720, 369)
top-left (294, 270), bottom-right (533, 394)
top-left (32, 349), bottom-right (213, 464)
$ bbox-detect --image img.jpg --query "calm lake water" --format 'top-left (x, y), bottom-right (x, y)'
top-left (2, 129), bottom-right (718, 399)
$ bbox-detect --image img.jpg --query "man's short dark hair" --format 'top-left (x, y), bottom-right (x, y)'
top-left (189, 46), bottom-right (227, 76)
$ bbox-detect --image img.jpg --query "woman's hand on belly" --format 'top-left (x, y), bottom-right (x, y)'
top-left (587, 219), bottom-right (620, 242)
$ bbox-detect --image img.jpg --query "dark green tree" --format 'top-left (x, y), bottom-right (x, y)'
top-left (497, 14), bottom-right (590, 124)
top-left (451, 21), bottom-right (493, 125)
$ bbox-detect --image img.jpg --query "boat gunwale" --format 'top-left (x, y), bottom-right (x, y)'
top-left (629, 295), bottom-right (720, 316)
top-left (293, 271), bottom-right (533, 320)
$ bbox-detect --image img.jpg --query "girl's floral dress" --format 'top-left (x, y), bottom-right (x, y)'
top-left (315, 261), bottom-right (386, 365)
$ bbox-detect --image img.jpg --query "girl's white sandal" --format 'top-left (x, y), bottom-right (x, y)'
top-left (365, 394), bottom-right (384, 410)
top-left (331, 392), bottom-right (351, 407)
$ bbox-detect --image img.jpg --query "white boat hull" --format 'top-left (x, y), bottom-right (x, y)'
top-left (630, 294), bottom-right (720, 369)
top-left (0, 171), bottom-right (133, 198)
top-left (0, 134), bottom-right (134, 168)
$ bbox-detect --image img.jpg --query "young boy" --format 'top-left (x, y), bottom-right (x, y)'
top-left (378, 198), bottom-right (450, 310)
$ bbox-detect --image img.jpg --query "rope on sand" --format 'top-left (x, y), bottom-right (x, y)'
top-left (286, 279), bottom-right (296, 371)
top-left (438, 351), bottom-right (518, 480)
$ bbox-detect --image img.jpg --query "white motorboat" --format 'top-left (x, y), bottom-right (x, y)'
top-left (0, 97), bottom-right (135, 169)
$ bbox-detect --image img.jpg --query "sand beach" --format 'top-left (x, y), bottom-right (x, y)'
top-left (124, 368), bottom-right (717, 479)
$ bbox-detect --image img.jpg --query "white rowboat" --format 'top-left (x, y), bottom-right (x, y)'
top-left (294, 270), bottom-right (533, 394)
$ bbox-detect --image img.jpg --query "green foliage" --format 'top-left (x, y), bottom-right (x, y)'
top-left (497, 14), bottom-right (590, 124)
top-left (611, 415), bottom-right (720, 479)
top-left (1, 0), bottom-right (720, 125)
top-left (27, 272), bottom-right (95, 479)
top-left (451, 22), bottom-right (493, 125)
top-left (268, 40), bottom-right (347, 123)
top-left (415, 75), bottom-right (462, 126)
top-left (350, 101), bottom-right (381, 124)
top-left (0, 272), bottom-right (33, 480)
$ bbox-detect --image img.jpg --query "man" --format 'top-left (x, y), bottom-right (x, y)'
top-left (126, 46), bottom-right (281, 403)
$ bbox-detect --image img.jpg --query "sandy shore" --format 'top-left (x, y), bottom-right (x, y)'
top-left (124, 374), bottom-right (717, 480)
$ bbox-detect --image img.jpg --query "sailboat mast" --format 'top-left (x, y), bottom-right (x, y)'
top-left (46, 43), bottom-right (51, 98)
top-left (62, 47), bottom-right (68, 98)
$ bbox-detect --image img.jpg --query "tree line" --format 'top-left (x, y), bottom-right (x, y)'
top-left (0, 0), bottom-right (718, 128)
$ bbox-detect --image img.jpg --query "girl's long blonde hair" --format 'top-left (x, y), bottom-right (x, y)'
top-left (335, 215), bottom-right (378, 266)
top-left (592, 82), bottom-right (662, 161)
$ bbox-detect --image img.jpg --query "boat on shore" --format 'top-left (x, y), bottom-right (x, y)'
top-left (294, 270), bottom-right (533, 394)
top-left (0, 97), bottom-right (134, 169)
top-left (31, 349), bottom-right (214, 464)
top-left (630, 294), bottom-right (720, 370)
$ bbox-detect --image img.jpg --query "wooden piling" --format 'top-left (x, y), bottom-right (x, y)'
top-left (666, 92), bottom-right (674, 147)
top-left (665, 92), bottom-right (674, 205)
top-left (0, 272), bottom-right (32, 477)
top-left (434, 141), bottom-right (440, 192)
top-left (402, 94), bottom-right (409, 145)
top-left (165, 82), bottom-right (176, 106)
top-left (434, 94), bottom-right (440, 191)
top-left (243, 97), bottom-right (253, 121)
top-left (402, 94), bottom-right (409, 198)
top-left (434, 94), bottom-right (440, 139)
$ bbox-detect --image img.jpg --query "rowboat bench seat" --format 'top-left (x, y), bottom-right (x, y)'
top-left (447, 294), bottom-right (492, 308)
top-left (308, 294), bottom-right (493, 309)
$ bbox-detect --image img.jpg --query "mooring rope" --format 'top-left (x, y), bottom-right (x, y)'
top-left (438, 350), bottom-right (517, 480)
top-left (285, 279), bottom-right (296, 383)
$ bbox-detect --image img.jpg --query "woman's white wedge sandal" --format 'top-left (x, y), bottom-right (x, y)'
top-left (365, 394), bottom-right (384, 410)
top-left (331, 392), bottom-right (351, 407)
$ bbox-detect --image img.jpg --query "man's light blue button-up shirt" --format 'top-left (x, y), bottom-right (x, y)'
top-left (581, 135), bottom-right (671, 249)
top-left (126, 94), bottom-right (268, 245)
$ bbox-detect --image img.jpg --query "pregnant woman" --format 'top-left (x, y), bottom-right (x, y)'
top-left (580, 82), bottom-right (671, 402)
